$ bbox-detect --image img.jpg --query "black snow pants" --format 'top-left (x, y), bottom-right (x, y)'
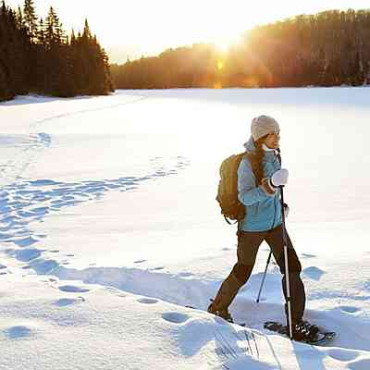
top-left (220, 225), bottom-right (306, 324)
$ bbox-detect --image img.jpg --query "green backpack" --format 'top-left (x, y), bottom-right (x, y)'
top-left (216, 152), bottom-right (250, 224)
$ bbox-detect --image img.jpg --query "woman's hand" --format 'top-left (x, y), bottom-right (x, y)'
top-left (260, 169), bottom-right (289, 197)
top-left (270, 168), bottom-right (289, 188)
top-left (260, 178), bottom-right (276, 196)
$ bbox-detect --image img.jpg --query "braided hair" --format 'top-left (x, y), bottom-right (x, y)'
top-left (248, 136), bottom-right (267, 185)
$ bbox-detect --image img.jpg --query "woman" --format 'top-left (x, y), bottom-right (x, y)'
top-left (208, 115), bottom-right (318, 341)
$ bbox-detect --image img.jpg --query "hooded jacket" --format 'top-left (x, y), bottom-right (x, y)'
top-left (237, 137), bottom-right (282, 232)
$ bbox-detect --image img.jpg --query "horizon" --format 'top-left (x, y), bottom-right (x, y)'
top-left (5, 0), bottom-right (370, 64)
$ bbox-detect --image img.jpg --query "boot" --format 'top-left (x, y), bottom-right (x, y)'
top-left (207, 273), bottom-right (243, 323)
top-left (208, 300), bottom-right (234, 323)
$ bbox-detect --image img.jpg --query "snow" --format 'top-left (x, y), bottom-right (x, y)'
top-left (0, 87), bottom-right (370, 369)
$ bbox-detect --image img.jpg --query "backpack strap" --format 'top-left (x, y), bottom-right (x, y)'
top-left (224, 215), bottom-right (235, 225)
top-left (242, 151), bottom-right (256, 178)
top-left (277, 148), bottom-right (282, 165)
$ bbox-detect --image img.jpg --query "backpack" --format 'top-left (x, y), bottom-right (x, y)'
top-left (216, 149), bottom-right (282, 224)
top-left (216, 152), bottom-right (251, 224)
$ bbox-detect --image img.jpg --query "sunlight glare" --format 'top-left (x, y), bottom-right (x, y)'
top-left (217, 61), bottom-right (224, 70)
top-left (213, 32), bottom-right (243, 54)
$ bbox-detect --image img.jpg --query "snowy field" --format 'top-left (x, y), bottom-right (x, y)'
top-left (0, 87), bottom-right (369, 369)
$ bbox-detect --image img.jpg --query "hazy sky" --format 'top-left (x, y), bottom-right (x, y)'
top-left (6, 0), bottom-right (370, 64)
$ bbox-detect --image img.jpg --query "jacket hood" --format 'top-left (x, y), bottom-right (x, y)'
top-left (243, 137), bottom-right (256, 153)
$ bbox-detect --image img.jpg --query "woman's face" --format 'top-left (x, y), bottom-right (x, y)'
top-left (264, 132), bottom-right (280, 149)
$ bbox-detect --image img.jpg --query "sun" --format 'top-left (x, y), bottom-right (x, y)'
top-left (213, 33), bottom-right (243, 53)
top-left (216, 40), bottom-right (232, 53)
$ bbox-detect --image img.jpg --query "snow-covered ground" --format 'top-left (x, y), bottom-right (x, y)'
top-left (0, 88), bottom-right (369, 369)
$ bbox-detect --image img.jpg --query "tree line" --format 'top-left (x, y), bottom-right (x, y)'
top-left (111, 9), bottom-right (370, 89)
top-left (0, 0), bottom-right (113, 102)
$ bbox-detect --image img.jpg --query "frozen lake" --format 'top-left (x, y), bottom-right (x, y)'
top-left (1, 88), bottom-right (369, 369)
top-left (1, 88), bottom-right (369, 268)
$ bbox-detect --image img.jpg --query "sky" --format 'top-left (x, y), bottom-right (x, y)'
top-left (6, 0), bottom-right (370, 64)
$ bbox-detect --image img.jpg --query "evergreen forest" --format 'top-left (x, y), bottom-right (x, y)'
top-left (0, 0), bottom-right (113, 101)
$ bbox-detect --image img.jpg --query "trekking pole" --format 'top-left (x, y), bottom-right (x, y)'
top-left (280, 185), bottom-right (293, 340)
top-left (256, 251), bottom-right (272, 303)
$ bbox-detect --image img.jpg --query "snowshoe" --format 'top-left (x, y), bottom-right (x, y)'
top-left (264, 320), bottom-right (336, 345)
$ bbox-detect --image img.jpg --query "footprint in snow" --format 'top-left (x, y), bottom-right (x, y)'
top-left (8, 248), bottom-right (42, 262)
top-left (54, 297), bottom-right (85, 307)
top-left (303, 266), bottom-right (326, 281)
top-left (13, 236), bottom-right (38, 248)
top-left (340, 306), bottom-right (360, 314)
top-left (4, 325), bottom-right (34, 340)
top-left (137, 298), bottom-right (158, 304)
top-left (28, 259), bottom-right (58, 274)
top-left (345, 358), bottom-right (370, 369)
top-left (162, 312), bottom-right (190, 324)
top-left (0, 264), bottom-right (7, 270)
top-left (327, 349), bottom-right (358, 361)
top-left (58, 285), bottom-right (90, 293)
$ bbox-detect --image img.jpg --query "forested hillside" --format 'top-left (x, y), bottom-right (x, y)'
top-left (111, 10), bottom-right (370, 88)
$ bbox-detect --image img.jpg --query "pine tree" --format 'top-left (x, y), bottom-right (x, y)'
top-left (82, 19), bottom-right (91, 39)
top-left (35, 17), bottom-right (46, 91)
top-left (69, 19), bottom-right (113, 95)
top-left (16, 5), bottom-right (24, 28)
top-left (45, 6), bottom-right (58, 48)
top-left (42, 6), bottom-right (63, 94)
top-left (37, 17), bottom-right (45, 44)
top-left (23, 0), bottom-right (37, 42)
top-left (55, 20), bottom-right (66, 45)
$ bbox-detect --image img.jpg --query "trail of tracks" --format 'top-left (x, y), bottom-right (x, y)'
top-left (0, 95), bottom-right (149, 185)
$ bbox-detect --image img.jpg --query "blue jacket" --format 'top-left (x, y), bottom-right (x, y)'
top-left (237, 137), bottom-right (282, 232)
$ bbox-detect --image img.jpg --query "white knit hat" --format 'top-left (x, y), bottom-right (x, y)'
top-left (251, 115), bottom-right (280, 141)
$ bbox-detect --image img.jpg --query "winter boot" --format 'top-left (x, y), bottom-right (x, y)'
top-left (208, 300), bottom-right (234, 323)
top-left (207, 273), bottom-right (243, 323)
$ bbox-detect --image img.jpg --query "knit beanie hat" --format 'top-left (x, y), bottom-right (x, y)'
top-left (251, 115), bottom-right (280, 142)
